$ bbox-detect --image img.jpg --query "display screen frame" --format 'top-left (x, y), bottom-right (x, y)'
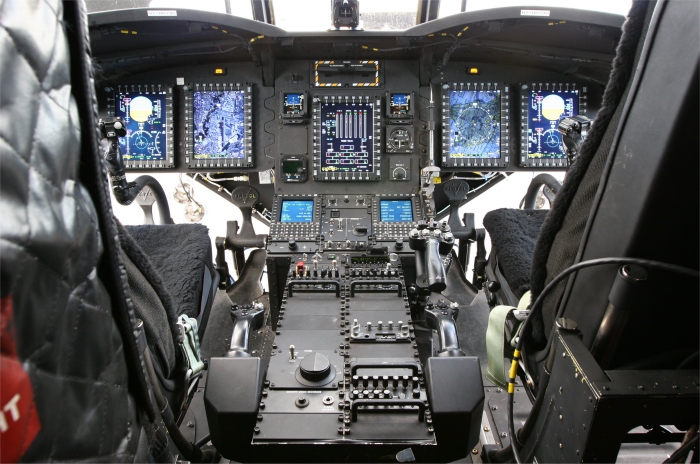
top-left (108, 84), bottom-right (174, 169)
top-left (313, 95), bottom-right (381, 181)
top-left (185, 83), bottom-right (253, 169)
top-left (441, 82), bottom-right (510, 169)
top-left (379, 200), bottom-right (414, 223)
top-left (520, 83), bottom-right (587, 168)
top-left (280, 200), bottom-right (315, 223)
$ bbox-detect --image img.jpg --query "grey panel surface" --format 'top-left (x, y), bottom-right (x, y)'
top-left (273, 330), bottom-right (344, 351)
top-left (262, 390), bottom-right (342, 414)
top-left (267, 349), bottom-right (343, 389)
top-left (279, 314), bottom-right (343, 330)
top-left (254, 414), bottom-right (343, 441)
top-left (278, 126), bottom-right (308, 155)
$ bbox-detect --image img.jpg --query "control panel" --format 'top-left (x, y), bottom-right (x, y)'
top-left (267, 194), bottom-right (421, 255)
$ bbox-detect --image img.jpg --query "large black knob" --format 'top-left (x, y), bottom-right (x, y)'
top-left (299, 352), bottom-right (331, 382)
top-left (288, 239), bottom-right (297, 250)
top-left (395, 238), bottom-right (404, 250)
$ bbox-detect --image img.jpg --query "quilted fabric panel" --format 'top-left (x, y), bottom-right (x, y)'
top-left (0, 0), bottom-right (141, 460)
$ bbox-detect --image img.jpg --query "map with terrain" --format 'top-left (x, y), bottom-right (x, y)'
top-left (448, 90), bottom-right (501, 159)
top-left (193, 90), bottom-right (245, 159)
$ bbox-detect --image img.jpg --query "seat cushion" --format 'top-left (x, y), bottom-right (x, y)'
top-left (483, 209), bottom-right (548, 299)
top-left (125, 224), bottom-right (212, 319)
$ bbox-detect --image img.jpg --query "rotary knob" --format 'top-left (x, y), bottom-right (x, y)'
top-left (299, 352), bottom-right (332, 382)
top-left (392, 167), bottom-right (407, 180)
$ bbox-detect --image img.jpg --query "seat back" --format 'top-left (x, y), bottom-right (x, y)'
top-left (0, 0), bottom-right (157, 460)
top-left (528, 0), bottom-right (699, 369)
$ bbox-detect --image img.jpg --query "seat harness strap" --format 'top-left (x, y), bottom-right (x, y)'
top-left (485, 292), bottom-right (531, 388)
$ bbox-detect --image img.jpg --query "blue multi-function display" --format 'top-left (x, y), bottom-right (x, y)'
top-left (193, 90), bottom-right (246, 159)
top-left (320, 102), bottom-right (374, 173)
top-left (115, 90), bottom-right (167, 160)
top-left (526, 90), bottom-right (579, 159)
top-left (448, 90), bottom-right (501, 159)
top-left (380, 200), bottom-right (413, 222)
top-left (280, 200), bottom-right (314, 223)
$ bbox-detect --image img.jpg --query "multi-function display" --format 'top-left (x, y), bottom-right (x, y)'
top-left (320, 102), bottom-right (374, 174)
top-left (280, 200), bottom-right (314, 223)
top-left (114, 90), bottom-right (168, 161)
top-left (380, 200), bottom-right (413, 222)
top-left (193, 90), bottom-right (246, 160)
top-left (448, 90), bottom-right (501, 159)
top-left (526, 89), bottom-right (579, 159)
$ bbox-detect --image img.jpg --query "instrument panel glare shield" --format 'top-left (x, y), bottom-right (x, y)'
top-left (280, 200), bottom-right (314, 223)
top-left (185, 83), bottom-right (253, 169)
top-left (520, 83), bottom-right (587, 168)
top-left (109, 84), bottom-right (174, 169)
top-left (441, 83), bottom-right (510, 168)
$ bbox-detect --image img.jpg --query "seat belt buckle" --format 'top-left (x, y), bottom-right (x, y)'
top-left (513, 309), bottom-right (530, 321)
top-left (177, 315), bottom-right (205, 375)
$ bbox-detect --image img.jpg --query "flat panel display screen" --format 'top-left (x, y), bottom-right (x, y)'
top-left (380, 200), bottom-right (413, 222)
top-left (320, 102), bottom-right (374, 173)
top-left (448, 90), bottom-right (501, 159)
top-left (193, 90), bottom-right (246, 159)
top-left (115, 90), bottom-right (168, 161)
top-left (280, 200), bottom-right (314, 223)
top-left (526, 89), bottom-right (579, 159)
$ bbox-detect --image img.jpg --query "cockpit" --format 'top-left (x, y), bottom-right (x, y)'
top-left (0, 0), bottom-right (697, 462)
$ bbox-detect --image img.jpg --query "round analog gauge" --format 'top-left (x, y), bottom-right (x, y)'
top-left (389, 128), bottom-right (412, 151)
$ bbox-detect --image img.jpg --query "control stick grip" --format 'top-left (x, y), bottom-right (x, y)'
top-left (417, 237), bottom-right (447, 292)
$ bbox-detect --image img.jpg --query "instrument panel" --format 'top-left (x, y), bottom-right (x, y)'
top-left (97, 61), bottom-right (600, 182)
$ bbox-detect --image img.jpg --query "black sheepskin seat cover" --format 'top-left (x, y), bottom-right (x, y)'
top-left (125, 223), bottom-right (211, 319)
top-left (483, 209), bottom-right (549, 298)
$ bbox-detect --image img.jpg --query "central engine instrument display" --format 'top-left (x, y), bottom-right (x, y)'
top-left (314, 97), bottom-right (380, 180)
top-left (442, 83), bottom-right (509, 168)
top-left (321, 102), bottom-right (373, 173)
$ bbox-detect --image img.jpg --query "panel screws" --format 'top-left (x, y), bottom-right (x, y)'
top-left (501, 432), bottom-right (507, 438)
top-left (484, 426), bottom-right (490, 432)
top-left (257, 414), bottom-right (263, 421)
top-left (187, 421), bottom-right (194, 428)
top-left (472, 449), bottom-right (479, 455)
top-left (428, 427), bottom-right (434, 434)
top-left (254, 427), bottom-right (260, 434)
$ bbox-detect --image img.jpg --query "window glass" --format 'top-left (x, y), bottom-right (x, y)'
top-left (438, 0), bottom-right (632, 18)
top-left (87, 0), bottom-right (254, 20)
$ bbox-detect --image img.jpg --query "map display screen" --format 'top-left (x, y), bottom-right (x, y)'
top-left (280, 200), bottom-right (314, 223)
top-left (193, 90), bottom-right (246, 159)
top-left (526, 90), bottom-right (579, 159)
top-left (320, 102), bottom-right (374, 173)
top-left (115, 90), bottom-right (168, 161)
top-left (380, 200), bottom-right (413, 222)
top-left (448, 90), bottom-right (501, 159)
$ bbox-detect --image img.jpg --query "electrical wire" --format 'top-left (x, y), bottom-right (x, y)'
top-left (507, 257), bottom-right (700, 463)
top-left (180, 173), bottom-right (203, 210)
top-left (663, 434), bottom-right (698, 464)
